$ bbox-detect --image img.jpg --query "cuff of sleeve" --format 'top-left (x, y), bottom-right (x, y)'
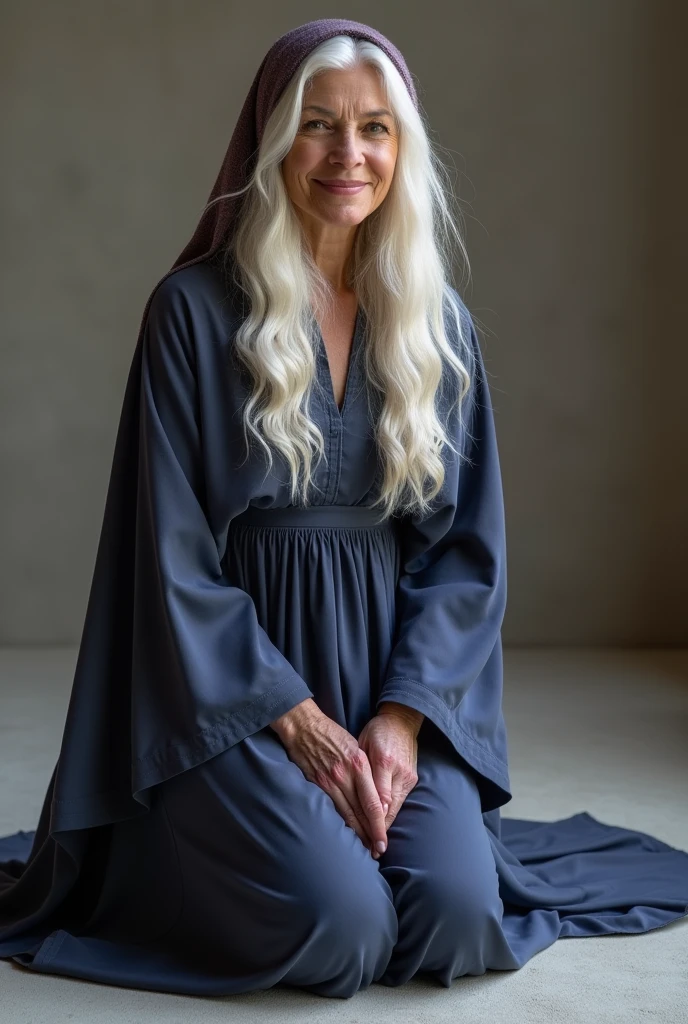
top-left (376, 677), bottom-right (512, 810)
top-left (376, 677), bottom-right (458, 738)
top-left (133, 673), bottom-right (314, 793)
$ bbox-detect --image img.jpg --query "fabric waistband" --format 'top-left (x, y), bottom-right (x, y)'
top-left (231, 503), bottom-right (397, 530)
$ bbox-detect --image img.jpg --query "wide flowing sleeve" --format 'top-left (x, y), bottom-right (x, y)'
top-left (50, 274), bottom-right (314, 832)
top-left (131, 281), bottom-right (317, 769)
top-left (376, 299), bottom-right (511, 808)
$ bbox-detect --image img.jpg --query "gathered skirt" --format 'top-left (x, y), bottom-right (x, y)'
top-left (1, 503), bottom-right (687, 998)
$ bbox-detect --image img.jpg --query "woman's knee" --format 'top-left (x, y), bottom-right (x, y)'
top-left (381, 865), bottom-right (503, 984)
top-left (283, 855), bottom-right (398, 996)
top-left (303, 852), bottom-right (397, 948)
top-left (397, 864), bottom-right (502, 946)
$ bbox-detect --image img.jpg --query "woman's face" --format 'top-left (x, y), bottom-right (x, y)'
top-left (282, 65), bottom-right (399, 234)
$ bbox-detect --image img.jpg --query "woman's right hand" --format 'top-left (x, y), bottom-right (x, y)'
top-left (270, 698), bottom-right (388, 859)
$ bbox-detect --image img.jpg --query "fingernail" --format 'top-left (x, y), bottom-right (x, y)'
top-left (382, 803), bottom-right (389, 814)
top-left (376, 841), bottom-right (387, 854)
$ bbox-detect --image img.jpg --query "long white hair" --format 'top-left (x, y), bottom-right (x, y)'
top-left (210, 34), bottom-right (478, 520)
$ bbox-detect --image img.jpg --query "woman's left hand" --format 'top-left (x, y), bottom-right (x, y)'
top-left (357, 702), bottom-right (424, 857)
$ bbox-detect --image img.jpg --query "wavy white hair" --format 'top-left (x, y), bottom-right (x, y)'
top-left (209, 34), bottom-right (478, 520)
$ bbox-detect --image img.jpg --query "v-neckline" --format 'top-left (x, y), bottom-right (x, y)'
top-left (316, 304), bottom-right (362, 421)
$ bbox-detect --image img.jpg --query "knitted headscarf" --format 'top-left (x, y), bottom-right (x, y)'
top-left (138, 18), bottom-right (419, 334)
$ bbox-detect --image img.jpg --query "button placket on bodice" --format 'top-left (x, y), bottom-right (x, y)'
top-left (315, 306), bottom-right (364, 503)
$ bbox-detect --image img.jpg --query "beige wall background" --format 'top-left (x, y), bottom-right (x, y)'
top-left (1, 1), bottom-right (685, 646)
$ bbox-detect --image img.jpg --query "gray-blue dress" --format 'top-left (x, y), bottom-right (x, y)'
top-left (1, 259), bottom-right (687, 998)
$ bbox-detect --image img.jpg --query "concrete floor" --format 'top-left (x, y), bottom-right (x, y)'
top-left (1, 646), bottom-right (687, 1023)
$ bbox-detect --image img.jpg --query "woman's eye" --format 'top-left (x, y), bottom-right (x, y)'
top-left (302, 120), bottom-right (389, 134)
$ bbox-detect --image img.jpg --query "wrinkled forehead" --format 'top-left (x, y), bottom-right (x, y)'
top-left (300, 66), bottom-right (397, 123)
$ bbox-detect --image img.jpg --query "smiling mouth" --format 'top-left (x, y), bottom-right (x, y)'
top-left (314, 180), bottom-right (370, 193)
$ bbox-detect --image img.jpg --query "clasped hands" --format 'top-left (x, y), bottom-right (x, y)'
top-left (357, 701), bottom-right (423, 857)
top-left (271, 698), bottom-right (423, 859)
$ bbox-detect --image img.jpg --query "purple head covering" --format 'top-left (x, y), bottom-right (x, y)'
top-left (136, 18), bottom-right (418, 335)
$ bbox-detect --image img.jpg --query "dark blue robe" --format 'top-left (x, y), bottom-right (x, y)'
top-left (1, 259), bottom-right (686, 996)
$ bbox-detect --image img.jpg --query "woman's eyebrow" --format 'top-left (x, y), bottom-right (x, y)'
top-left (302, 104), bottom-right (393, 118)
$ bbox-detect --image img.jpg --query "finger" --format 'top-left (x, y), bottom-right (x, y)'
top-left (327, 787), bottom-right (373, 848)
top-left (340, 786), bottom-right (381, 855)
top-left (384, 777), bottom-right (408, 828)
top-left (353, 766), bottom-right (388, 855)
top-left (332, 768), bottom-right (376, 845)
top-left (336, 752), bottom-right (385, 855)
top-left (333, 779), bottom-right (383, 859)
top-left (370, 762), bottom-right (393, 825)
